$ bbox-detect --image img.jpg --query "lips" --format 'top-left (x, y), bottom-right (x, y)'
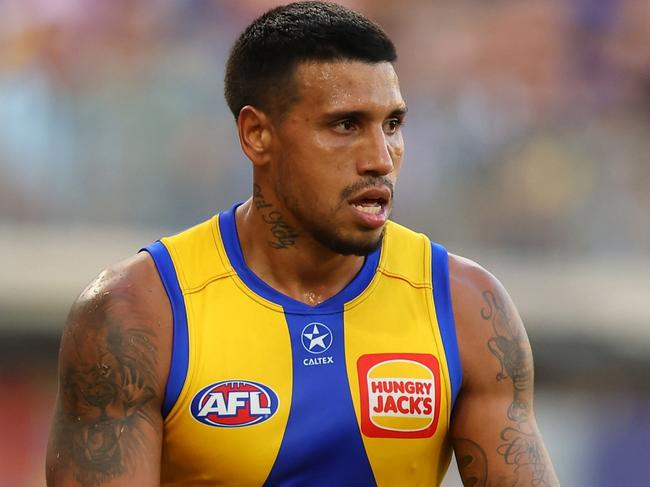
top-left (348, 186), bottom-right (391, 228)
top-left (348, 186), bottom-right (391, 207)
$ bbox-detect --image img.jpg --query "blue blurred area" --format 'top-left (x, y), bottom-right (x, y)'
top-left (0, 1), bottom-right (648, 486)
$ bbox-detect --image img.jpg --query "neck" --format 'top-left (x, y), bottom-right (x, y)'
top-left (235, 197), bottom-right (366, 306)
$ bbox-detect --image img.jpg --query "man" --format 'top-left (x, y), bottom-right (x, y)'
top-left (46, 2), bottom-right (560, 486)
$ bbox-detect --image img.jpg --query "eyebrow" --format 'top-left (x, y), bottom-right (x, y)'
top-left (323, 105), bottom-right (408, 121)
top-left (390, 106), bottom-right (408, 118)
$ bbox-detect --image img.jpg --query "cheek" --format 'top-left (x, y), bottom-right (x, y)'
top-left (278, 155), bottom-right (327, 207)
top-left (389, 137), bottom-right (404, 169)
top-left (277, 132), bottom-right (353, 205)
top-left (292, 139), bottom-right (349, 185)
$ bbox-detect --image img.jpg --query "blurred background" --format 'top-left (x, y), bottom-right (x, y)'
top-left (0, 0), bottom-right (648, 485)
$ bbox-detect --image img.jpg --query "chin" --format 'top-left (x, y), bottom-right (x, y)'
top-left (313, 226), bottom-right (385, 257)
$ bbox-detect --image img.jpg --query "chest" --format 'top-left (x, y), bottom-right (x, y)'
top-left (161, 276), bottom-right (453, 487)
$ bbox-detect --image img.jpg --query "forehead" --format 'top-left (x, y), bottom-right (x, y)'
top-left (290, 60), bottom-right (404, 115)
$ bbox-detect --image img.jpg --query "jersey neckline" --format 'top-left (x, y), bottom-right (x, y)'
top-left (217, 202), bottom-right (381, 313)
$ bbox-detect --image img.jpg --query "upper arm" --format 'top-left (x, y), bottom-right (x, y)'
top-left (448, 254), bottom-right (560, 487)
top-left (46, 252), bottom-right (172, 487)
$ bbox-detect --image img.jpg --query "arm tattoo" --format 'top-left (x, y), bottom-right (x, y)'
top-left (498, 427), bottom-right (548, 485)
top-left (480, 290), bottom-right (551, 486)
top-left (51, 299), bottom-right (159, 486)
top-left (455, 438), bottom-right (488, 487)
top-left (253, 184), bottom-right (299, 249)
top-left (481, 290), bottom-right (532, 423)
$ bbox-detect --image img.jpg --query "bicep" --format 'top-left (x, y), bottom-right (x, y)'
top-left (451, 373), bottom-right (549, 487)
top-left (46, 268), bottom-right (168, 486)
top-left (449, 258), bottom-right (559, 486)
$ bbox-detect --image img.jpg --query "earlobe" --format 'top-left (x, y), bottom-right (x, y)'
top-left (237, 106), bottom-right (273, 167)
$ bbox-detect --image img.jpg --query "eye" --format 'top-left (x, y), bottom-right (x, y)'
top-left (384, 118), bottom-right (403, 135)
top-left (333, 119), bottom-right (358, 133)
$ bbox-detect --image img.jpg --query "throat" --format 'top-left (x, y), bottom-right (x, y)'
top-left (235, 197), bottom-right (369, 306)
top-left (256, 254), bottom-right (366, 306)
top-left (302, 291), bottom-right (323, 306)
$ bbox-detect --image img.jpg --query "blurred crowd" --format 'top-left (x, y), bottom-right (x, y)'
top-left (1, 2), bottom-right (649, 486)
top-left (0, 0), bottom-right (649, 251)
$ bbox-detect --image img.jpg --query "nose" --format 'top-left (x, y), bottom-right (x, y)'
top-left (357, 126), bottom-right (394, 176)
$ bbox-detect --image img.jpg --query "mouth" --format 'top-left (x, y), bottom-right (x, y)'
top-left (348, 187), bottom-right (391, 228)
top-left (351, 199), bottom-right (385, 214)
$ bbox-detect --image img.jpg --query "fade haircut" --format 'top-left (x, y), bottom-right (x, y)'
top-left (224, 1), bottom-right (397, 120)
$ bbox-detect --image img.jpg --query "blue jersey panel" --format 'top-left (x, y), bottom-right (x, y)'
top-left (263, 309), bottom-right (376, 487)
top-left (142, 241), bottom-right (189, 418)
top-left (430, 242), bottom-right (462, 408)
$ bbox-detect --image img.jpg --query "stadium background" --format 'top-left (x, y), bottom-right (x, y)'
top-left (0, 0), bottom-right (648, 485)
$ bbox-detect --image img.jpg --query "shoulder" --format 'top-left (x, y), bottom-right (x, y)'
top-left (448, 253), bottom-right (503, 313)
top-left (71, 251), bottom-right (170, 329)
top-left (63, 251), bottom-right (173, 399)
top-left (447, 252), bottom-right (513, 326)
top-left (446, 253), bottom-right (529, 390)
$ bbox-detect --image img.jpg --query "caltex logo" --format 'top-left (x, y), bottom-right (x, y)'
top-left (300, 322), bottom-right (333, 354)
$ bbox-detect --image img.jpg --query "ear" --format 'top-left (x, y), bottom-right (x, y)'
top-left (237, 105), bottom-right (274, 167)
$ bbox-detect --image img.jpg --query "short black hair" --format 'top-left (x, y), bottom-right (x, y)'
top-left (224, 1), bottom-right (397, 120)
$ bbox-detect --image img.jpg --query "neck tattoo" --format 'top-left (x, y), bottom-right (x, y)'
top-left (253, 184), bottom-right (299, 249)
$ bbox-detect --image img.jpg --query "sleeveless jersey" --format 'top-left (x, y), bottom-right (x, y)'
top-left (144, 204), bottom-right (462, 487)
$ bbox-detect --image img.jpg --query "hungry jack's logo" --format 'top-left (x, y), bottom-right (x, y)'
top-left (357, 353), bottom-right (440, 438)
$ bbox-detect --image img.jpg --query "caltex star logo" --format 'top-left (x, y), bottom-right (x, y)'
top-left (300, 323), bottom-right (333, 354)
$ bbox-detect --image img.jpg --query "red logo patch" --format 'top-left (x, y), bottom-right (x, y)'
top-left (357, 353), bottom-right (441, 438)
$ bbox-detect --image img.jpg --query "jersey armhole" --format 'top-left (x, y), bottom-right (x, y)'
top-left (430, 242), bottom-right (463, 410)
top-left (141, 241), bottom-right (189, 419)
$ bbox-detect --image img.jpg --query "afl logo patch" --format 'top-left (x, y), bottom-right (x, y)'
top-left (357, 353), bottom-right (441, 438)
top-left (190, 380), bottom-right (279, 428)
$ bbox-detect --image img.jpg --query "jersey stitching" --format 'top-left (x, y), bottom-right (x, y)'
top-left (376, 267), bottom-right (430, 289)
top-left (184, 270), bottom-right (238, 295)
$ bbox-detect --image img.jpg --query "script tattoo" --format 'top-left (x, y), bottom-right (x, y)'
top-left (51, 295), bottom-right (158, 486)
top-left (498, 427), bottom-right (548, 485)
top-left (481, 290), bottom-right (532, 423)
top-left (253, 184), bottom-right (299, 249)
top-left (455, 438), bottom-right (488, 487)
top-left (481, 289), bottom-right (551, 486)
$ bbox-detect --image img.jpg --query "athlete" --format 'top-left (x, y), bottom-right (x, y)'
top-left (46, 2), bottom-right (560, 486)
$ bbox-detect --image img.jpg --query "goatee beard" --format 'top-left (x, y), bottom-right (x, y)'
top-left (309, 225), bottom-right (385, 257)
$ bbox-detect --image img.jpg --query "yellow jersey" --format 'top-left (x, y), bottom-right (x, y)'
top-left (143, 204), bottom-right (462, 486)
